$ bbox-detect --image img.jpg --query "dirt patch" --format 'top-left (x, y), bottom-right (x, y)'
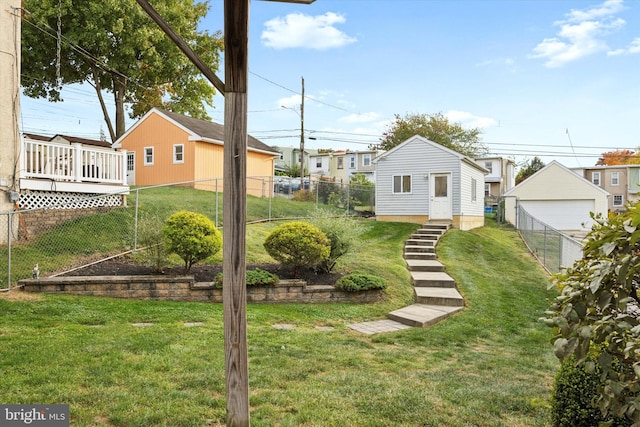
top-left (61, 256), bottom-right (343, 286)
top-left (0, 289), bottom-right (44, 301)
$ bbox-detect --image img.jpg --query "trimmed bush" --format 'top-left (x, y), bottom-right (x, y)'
top-left (213, 268), bottom-right (279, 289)
top-left (263, 221), bottom-right (330, 276)
top-left (552, 356), bottom-right (631, 427)
top-left (163, 211), bottom-right (222, 274)
top-left (335, 273), bottom-right (386, 292)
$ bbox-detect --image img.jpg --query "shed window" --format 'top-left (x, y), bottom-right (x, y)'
top-left (611, 172), bottom-right (619, 186)
top-left (471, 178), bottom-right (477, 202)
top-left (173, 144), bottom-right (184, 164)
top-left (144, 147), bottom-right (154, 166)
top-left (393, 175), bottom-right (411, 193)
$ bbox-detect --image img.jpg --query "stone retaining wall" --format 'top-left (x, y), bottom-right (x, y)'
top-left (18, 275), bottom-right (383, 304)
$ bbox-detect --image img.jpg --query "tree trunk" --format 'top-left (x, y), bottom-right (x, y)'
top-left (113, 75), bottom-right (127, 140)
top-left (91, 65), bottom-right (116, 143)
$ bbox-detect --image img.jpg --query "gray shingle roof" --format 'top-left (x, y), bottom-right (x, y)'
top-left (158, 109), bottom-right (278, 154)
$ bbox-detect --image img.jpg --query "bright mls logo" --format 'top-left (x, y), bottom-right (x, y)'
top-left (1, 405), bottom-right (69, 426)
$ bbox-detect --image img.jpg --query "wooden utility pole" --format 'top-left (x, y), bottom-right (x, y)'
top-left (299, 77), bottom-right (305, 183)
top-left (222, 0), bottom-right (250, 425)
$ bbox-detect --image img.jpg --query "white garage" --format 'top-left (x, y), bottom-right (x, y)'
top-left (504, 161), bottom-right (609, 232)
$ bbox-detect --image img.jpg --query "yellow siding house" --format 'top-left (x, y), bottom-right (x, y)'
top-left (113, 108), bottom-right (278, 197)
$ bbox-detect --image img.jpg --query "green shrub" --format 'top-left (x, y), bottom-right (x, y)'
top-left (335, 273), bottom-right (387, 292)
top-left (263, 221), bottom-right (330, 276)
top-left (310, 211), bottom-right (365, 273)
top-left (134, 213), bottom-right (169, 273)
top-left (552, 356), bottom-right (631, 427)
top-left (212, 268), bottom-right (279, 289)
top-left (162, 211), bottom-right (222, 274)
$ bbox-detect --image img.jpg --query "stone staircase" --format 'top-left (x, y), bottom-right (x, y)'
top-left (387, 223), bottom-right (465, 328)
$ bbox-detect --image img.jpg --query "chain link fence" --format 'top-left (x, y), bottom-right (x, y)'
top-left (1, 176), bottom-right (375, 289)
top-left (515, 204), bottom-right (584, 274)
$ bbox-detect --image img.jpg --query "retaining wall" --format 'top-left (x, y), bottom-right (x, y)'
top-left (18, 275), bottom-right (383, 304)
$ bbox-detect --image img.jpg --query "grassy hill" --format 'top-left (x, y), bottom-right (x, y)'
top-left (0, 215), bottom-right (559, 426)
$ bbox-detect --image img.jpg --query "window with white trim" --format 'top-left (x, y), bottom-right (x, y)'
top-left (471, 178), bottom-right (477, 202)
top-left (337, 158), bottom-right (344, 169)
top-left (315, 158), bottom-right (322, 168)
top-left (144, 147), bottom-right (154, 166)
top-left (173, 144), bottom-right (184, 164)
top-left (484, 183), bottom-right (490, 197)
top-left (349, 156), bottom-right (356, 169)
top-left (611, 171), bottom-right (619, 186)
top-left (363, 154), bottom-right (371, 166)
top-left (613, 195), bottom-right (624, 206)
top-left (592, 171), bottom-right (601, 186)
top-left (393, 175), bottom-right (411, 193)
top-left (484, 162), bottom-right (493, 174)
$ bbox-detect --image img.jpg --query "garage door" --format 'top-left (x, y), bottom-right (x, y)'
top-left (520, 199), bottom-right (595, 230)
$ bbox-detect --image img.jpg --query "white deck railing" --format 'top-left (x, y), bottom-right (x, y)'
top-left (20, 137), bottom-right (127, 186)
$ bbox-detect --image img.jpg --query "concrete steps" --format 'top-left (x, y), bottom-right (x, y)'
top-left (387, 222), bottom-right (465, 329)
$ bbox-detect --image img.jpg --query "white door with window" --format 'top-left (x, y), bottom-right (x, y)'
top-left (126, 152), bottom-right (135, 185)
top-left (430, 173), bottom-right (452, 220)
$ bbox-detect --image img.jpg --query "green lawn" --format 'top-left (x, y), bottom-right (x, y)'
top-left (0, 218), bottom-right (558, 426)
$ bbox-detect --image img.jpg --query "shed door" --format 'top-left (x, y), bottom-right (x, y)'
top-left (126, 152), bottom-right (135, 185)
top-left (430, 173), bottom-right (452, 220)
top-left (520, 199), bottom-right (595, 230)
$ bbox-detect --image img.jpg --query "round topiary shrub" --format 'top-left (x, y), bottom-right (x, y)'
top-left (551, 356), bottom-right (632, 427)
top-left (335, 273), bottom-right (387, 292)
top-left (263, 221), bottom-right (330, 276)
top-left (163, 210), bottom-right (222, 274)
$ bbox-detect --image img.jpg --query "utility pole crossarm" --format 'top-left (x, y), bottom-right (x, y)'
top-left (135, 0), bottom-right (226, 96)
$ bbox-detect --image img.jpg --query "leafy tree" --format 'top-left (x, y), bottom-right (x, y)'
top-left (543, 205), bottom-right (640, 424)
top-left (163, 210), bottom-right (221, 274)
top-left (597, 150), bottom-right (640, 166)
top-left (515, 157), bottom-right (545, 184)
top-left (21, 0), bottom-right (223, 142)
top-left (371, 112), bottom-right (487, 157)
top-left (263, 221), bottom-right (329, 277)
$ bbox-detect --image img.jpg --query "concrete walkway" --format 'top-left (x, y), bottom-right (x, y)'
top-left (349, 223), bottom-right (464, 335)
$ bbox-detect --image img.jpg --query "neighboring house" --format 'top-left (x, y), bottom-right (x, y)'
top-left (572, 165), bottom-right (640, 211)
top-left (374, 135), bottom-right (487, 231)
top-left (19, 133), bottom-right (129, 209)
top-left (114, 108), bottom-right (279, 197)
top-left (503, 161), bottom-right (609, 231)
top-left (474, 156), bottom-right (516, 205)
top-left (271, 145), bottom-right (317, 175)
top-left (308, 149), bottom-right (382, 183)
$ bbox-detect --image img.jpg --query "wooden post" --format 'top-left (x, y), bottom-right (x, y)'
top-left (223, 0), bottom-right (250, 425)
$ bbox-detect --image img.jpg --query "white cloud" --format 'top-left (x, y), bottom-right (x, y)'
top-left (278, 94), bottom-right (302, 109)
top-left (261, 12), bottom-right (357, 50)
top-left (608, 36), bottom-right (640, 55)
top-left (446, 110), bottom-right (497, 129)
top-left (338, 112), bottom-right (381, 124)
top-left (530, 0), bottom-right (627, 67)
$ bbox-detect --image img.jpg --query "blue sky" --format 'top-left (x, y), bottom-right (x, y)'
top-left (20, 0), bottom-right (640, 168)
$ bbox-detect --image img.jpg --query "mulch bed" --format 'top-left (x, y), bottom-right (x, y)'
top-left (62, 257), bottom-right (343, 285)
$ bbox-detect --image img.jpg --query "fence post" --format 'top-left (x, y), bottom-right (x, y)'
top-left (134, 188), bottom-right (140, 250)
top-left (7, 211), bottom-right (12, 290)
top-left (215, 178), bottom-right (219, 227)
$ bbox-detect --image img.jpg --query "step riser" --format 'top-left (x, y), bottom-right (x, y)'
top-left (413, 280), bottom-right (455, 288)
top-left (411, 234), bottom-right (440, 240)
top-left (415, 296), bottom-right (464, 307)
top-left (408, 266), bottom-right (445, 272)
top-left (404, 246), bottom-right (434, 253)
top-left (405, 253), bottom-right (437, 260)
top-left (388, 312), bottom-right (447, 328)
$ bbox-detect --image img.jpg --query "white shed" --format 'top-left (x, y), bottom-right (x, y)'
top-left (374, 135), bottom-right (487, 230)
top-left (503, 161), bottom-right (609, 231)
